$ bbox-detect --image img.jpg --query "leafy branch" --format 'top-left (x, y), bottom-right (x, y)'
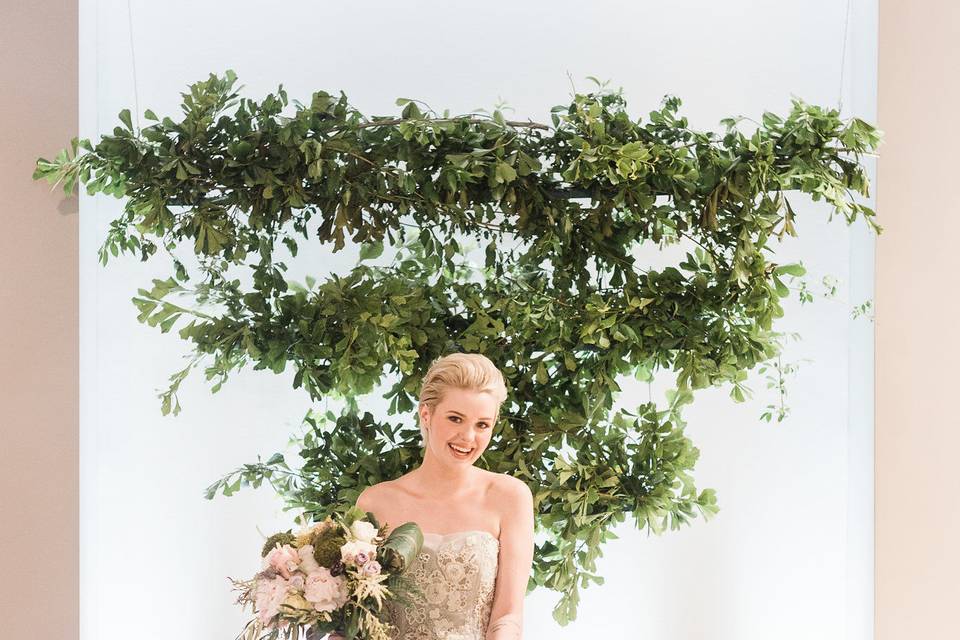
top-left (34, 69), bottom-right (883, 623)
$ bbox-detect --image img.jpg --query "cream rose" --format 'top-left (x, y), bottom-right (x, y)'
top-left (340, 539), bottom-right (377, 566)
top-left (282, 592), bottom-right (313, 612)
top-left (350, 520), bottom-right (378, 543)
top-left (297, 544), bottom-right (321, 574)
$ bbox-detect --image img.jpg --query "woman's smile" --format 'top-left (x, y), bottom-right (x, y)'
top-left (448, 443), bottom-right (474, 458)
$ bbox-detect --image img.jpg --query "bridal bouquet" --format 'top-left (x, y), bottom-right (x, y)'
top-left (230, 505), bottom-right (425, 640)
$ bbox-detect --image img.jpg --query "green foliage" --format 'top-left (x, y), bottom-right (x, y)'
top-left (35, 70), bottom-right (883, 624)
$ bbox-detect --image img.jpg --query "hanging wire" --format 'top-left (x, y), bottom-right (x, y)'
top-left (837, 0), bottom-right (853, 114)
top-left (126, 0), bottom-right (141, 133)
top-left (122, 1), bottom-right (856, 125)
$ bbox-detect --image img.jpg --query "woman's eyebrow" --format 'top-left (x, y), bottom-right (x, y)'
top-left (447, 410), bottom-right (493, 421)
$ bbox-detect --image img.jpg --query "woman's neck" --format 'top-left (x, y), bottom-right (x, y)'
top-left (407, 453), bottom-right (478, 499)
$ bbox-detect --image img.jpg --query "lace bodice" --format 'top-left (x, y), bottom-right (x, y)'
top-left (383, 530), bottom-right (500, 640)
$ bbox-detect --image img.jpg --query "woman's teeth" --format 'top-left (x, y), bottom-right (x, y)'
top-left (449, 444), bottom-right (473, 456)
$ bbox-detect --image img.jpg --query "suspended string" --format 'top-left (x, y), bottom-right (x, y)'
top-left (127, 0), bottom-right (140, 132)
top-left (838, 0), bottom-right (853, 114)
top-left (123, 2), bottom-right (856, 128)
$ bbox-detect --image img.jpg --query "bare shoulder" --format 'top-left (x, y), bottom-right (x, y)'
top-left (356, 478), bottom-right (400, 512)
top-left (487, 471), bottom-right (533, 505)
top-left (486, 472), bottom-right (534, 540)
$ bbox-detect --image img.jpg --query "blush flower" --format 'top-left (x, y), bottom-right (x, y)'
top-left (254, 576), bottom-right (291, 624)
top-left (287, 573), bottom-right (305, 592)
top-left (304, 567), bottom-right (351, 613)
top-left (362, 560), bottom-right (382, 577)
top-left (265, 544), bottom-right (300, 579)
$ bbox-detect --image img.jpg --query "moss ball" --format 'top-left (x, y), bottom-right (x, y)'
top-left (261, 531), bottom-right (296, 557)
top-left (313, 532), bottom-right (347, 567)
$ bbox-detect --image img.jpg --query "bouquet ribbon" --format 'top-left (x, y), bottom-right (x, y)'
top-left (377, 522), bottom-right (423, 573)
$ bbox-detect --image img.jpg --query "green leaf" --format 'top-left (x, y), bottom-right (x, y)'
top-left (774, 263), bottom-right (806, 277)
top-left (118, 108), bottom-right (133, 131)
top-left (773, 275), bottom-right (790, 297)
top-left (359, 240), bottom-right (384, 261)
top-left (496, 162), bottom-right (517, 184)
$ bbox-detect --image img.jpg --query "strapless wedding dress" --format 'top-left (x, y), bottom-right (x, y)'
top-left (382, 530), bottom-right (500, 640)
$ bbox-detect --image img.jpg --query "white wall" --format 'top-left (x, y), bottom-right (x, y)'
top-left (80, 1), bottom-right (875, 638)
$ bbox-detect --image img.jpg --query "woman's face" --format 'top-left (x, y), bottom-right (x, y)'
top-left (420, 387), bottom-right (498, 465)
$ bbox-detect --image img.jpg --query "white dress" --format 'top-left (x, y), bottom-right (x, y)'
top-left (382, 530), bottom-right (500, 640)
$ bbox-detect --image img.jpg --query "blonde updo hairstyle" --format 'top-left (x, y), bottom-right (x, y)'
top-left (417, 352), bottom-right (508, 448)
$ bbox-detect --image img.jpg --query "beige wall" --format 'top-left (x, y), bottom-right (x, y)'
top-left (876, 1), bottom-right (960, 636)
top-left (0, 0), bottom-right (79, 637)
top-left (1, 0), bottom-right (958, 637)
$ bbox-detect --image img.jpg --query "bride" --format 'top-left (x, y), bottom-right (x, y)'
top-left (338, 352), bottom-right (534, 640)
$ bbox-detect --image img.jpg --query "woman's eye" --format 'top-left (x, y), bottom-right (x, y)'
top-left (448, 416), bottom-right (489, 429)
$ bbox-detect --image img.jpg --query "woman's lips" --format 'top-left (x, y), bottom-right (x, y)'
top-left (449, 443), bottom-right (474, 457)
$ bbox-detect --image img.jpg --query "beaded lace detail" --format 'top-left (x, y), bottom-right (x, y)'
top-left (383, 530), bottom-right (499, 640)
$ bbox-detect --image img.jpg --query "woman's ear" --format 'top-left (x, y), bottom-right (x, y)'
top-left (418, 403), bottom-right (430, 427)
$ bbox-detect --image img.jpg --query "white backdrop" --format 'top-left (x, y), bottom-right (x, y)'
top-left (79, 1), bottom-right (876, 638)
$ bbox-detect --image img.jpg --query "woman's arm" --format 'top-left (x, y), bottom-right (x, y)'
top-left (486, 476), bottom-right (535, 640)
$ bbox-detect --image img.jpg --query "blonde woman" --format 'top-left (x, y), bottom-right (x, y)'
top-left (348, 352), bottom-right (534, 640)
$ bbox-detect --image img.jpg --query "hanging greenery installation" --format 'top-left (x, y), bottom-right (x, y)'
top-left (33, 69), bottom-right (882, 624)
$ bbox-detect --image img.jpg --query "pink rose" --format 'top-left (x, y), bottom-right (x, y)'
top-left (304, 567), bottom-right (351, 613)
top-left (362, 560), bottom-right (381, 577)
top-left (265, 544), bottom-right (301, 580)
top-left (254, 576), bottom-right (291, 624)
top-left (287, 573), bottom-right (305, 591)
top-left (355, 551), bottom-right (369, 566)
